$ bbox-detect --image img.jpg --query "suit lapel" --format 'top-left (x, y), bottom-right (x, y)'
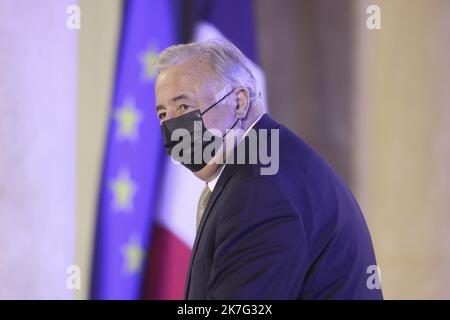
top-left (183, 114), bottom-right (280, 298)
top-left (183, 163), bottom-right (238, 299)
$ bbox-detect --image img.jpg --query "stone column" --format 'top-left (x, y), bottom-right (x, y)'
top-left (354, 0), bottom-right (450, 299)
top-left (0, 0), bottom-right (77, 299)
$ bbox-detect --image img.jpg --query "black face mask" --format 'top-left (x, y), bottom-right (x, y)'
top-left (160, 89), bottom-right (239, 172)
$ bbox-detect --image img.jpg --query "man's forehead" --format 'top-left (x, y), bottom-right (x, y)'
top-left (160, 57), bottom-right (216, 82)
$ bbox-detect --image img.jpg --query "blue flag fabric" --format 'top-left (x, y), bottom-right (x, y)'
top-left (194, 0), bottom-right (259, 62)
top-left (91, 0), bottom-right (177, 299)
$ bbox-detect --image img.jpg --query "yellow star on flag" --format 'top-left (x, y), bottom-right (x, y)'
top-left (109, 169), bottom-right (137, 213)
top-left (114, 99), bottom-right (141, 141)
top-left (121, 237), bottom-right (145, 274)
top-left (139, 46), bottom-right (159, 80)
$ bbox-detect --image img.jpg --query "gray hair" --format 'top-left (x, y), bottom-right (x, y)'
top-left (155, 38), bottom-right (259, 100)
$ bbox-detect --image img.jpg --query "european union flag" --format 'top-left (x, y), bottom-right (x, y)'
top-left (91, 0), bottom-right (177, 299)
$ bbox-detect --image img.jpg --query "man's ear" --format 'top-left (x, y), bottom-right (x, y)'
top-left (234, 87), bottom-right (250, 119)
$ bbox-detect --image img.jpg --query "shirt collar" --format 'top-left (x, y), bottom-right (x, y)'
top-left (206, 113), bottom-right (265, 192)
top-left (206, 163), bottom-right (226, 192)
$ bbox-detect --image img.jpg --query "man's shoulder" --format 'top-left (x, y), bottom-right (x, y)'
top-left (223, 113), bottom-right (353, 207)
top-left (254, 114), bottom-right (339, 178)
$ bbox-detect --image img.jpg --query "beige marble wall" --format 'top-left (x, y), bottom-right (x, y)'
top-left (357, 0), bottom-right (450, 299)
top-left (76, 0), bottom-right (122, 299)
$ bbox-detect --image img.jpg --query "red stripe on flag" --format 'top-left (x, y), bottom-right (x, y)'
top-left (142, 224), bottom-right (192, 300)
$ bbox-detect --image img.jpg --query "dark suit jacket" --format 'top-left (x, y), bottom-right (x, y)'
top-left (184, 114), bottom-right (383, 300)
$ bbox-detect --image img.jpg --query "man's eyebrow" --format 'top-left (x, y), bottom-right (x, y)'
top-left (171, 93), bottom-right (191, 102)
top-left (156, 94), bottom-right (192, 111)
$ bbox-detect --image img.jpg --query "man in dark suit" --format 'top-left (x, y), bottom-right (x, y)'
top-left (155, 39), bottom-right (383, 299)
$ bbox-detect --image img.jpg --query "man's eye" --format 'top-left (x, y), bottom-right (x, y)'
top-left (158, 112), bottom-right (166, 120)
top-left (179, 104), bottom-right (190, 111)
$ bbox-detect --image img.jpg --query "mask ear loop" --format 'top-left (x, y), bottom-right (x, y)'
top-left (200, 88), bottom-right (235, 116)
top-left (223, 116), bottom-right (239, 138)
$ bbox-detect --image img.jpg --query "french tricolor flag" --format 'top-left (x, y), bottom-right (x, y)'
top-left (143, 0), bottom-right (266, 299)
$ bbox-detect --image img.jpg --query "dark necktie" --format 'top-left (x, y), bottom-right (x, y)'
top-left (196, 184), bottom-right (212, 230)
